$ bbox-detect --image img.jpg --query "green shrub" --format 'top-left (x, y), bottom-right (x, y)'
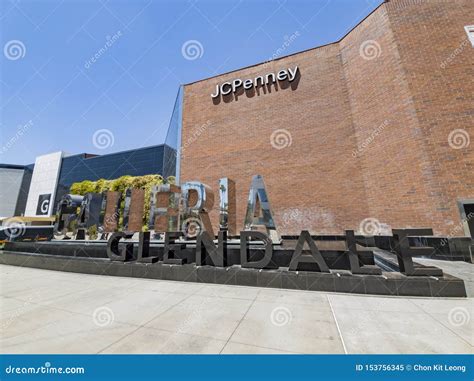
top-left (87, 224), bottom-right (98, 240)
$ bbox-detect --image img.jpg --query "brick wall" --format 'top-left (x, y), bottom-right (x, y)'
top-left (180, 0), bottom-right (473, 236)
top-left (386, 0), bottom-right (474, 233)
top-left (340, 3), bottom-right (438, 233)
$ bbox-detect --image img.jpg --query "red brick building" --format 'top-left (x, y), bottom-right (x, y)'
top-left (179, 0), bottom-right (473, 237)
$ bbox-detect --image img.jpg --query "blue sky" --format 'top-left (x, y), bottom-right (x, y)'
top-left (0, 0), bottom-right (383, 165)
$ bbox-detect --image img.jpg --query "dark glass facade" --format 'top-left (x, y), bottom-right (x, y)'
top-left (165, 86), bottom-right (183, 181)
top-left (54, 144), bottom-right (176, 211)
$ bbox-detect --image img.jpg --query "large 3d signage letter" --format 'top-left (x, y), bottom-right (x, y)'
top-left (392, 229), bottom-right (443, 276)
top-left (122, 188), bottom-right (145, 233)
top-left (54, 194), bottom-right (84, 239)
top-left (107, 231), bottom-right (134, 262)
top-left (240, 231), bottom-right (275, 269)
top-left (101, 191), bottom-right (121, 235)
top-left (149, 184), bottom-right (181, 234)
top-left (196, 230), bottom-right (227, 267)
top-left (181, 181), bottom-right (215, 239)
top-left (163, 231), bottom-right (185, 265)
top-left (244, 175), bottom-right (279, 243)
top-left (289, 231), bottom-right (329, 272)
top-left (78, 193), bottom-right (103, 230)
top-left (218, 178), bottom-right (236, 236)
top-left (345, 230), bottom-right (381, 275)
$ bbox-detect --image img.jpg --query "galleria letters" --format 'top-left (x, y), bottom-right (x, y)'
top-left (53, 174), bottom-right (433, 276)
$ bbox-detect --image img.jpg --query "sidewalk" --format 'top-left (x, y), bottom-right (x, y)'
top-left (0, 264), bottom-right (472, 354)
top-left (416, 258), bottom-right (474, 297)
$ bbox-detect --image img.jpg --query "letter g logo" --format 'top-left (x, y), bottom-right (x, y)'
top-left (40, 199), bottom-right (50, 214)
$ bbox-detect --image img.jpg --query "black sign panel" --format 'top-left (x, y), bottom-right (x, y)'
top-left (36, 194), bottom-right (51, 215)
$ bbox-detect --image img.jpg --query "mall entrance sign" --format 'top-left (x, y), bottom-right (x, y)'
top-left (53, 174), bottom-right (442, 278)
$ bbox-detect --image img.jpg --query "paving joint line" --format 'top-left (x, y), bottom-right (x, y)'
top-left (327, 294), bottom-right (348, 354)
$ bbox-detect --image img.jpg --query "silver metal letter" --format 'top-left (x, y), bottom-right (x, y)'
top-left (121, 188), bottom-right (132, 232)
top-left (148, 184), bottom-right (181, 236)
top-left (78, 192), bottom-right (103, 229)
top-left (53, 194), bottom-right (84, 240)
top-left (244, 175), bottom-right (280, 243)
top-left (218, 178), bottom-right (236, 236)
top-left (181, 181), bottom-right (215, 239)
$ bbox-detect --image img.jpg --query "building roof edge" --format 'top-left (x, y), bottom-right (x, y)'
top-left (183, 0), bottom-right (388, 86)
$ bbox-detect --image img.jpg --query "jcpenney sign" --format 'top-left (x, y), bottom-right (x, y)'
top-left (211, 66), bottom-right (299, 99)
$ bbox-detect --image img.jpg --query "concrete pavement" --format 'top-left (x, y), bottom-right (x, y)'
top-left (416, 258), bottom-right (474, 297)
top-left (0, 264), bottom-right (472, 354)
